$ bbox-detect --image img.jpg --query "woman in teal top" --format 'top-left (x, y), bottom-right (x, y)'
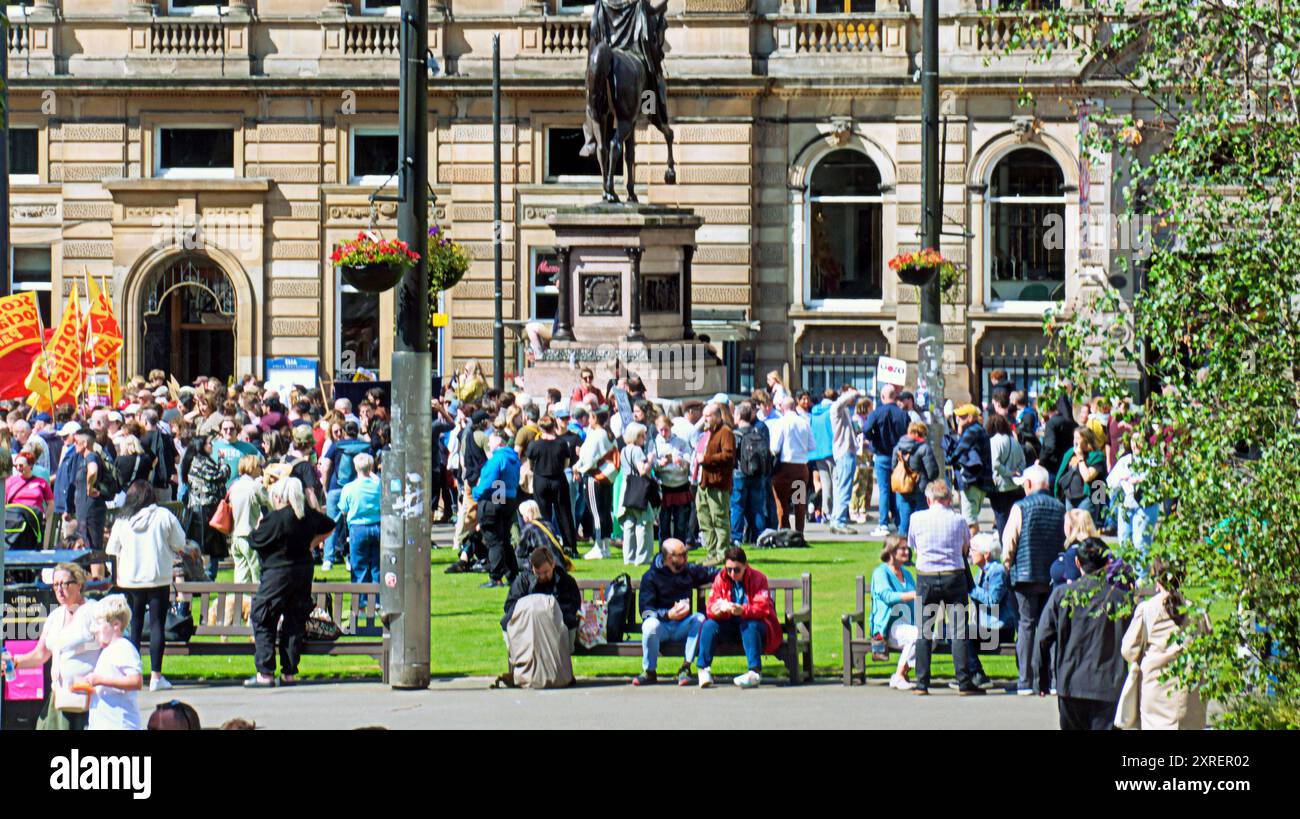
top-left (870, 535), bottom-right (920, 690)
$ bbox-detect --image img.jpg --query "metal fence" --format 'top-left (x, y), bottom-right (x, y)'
top-left (799, 340), bottom-right (884, 397)
top-left (976, 341), bottom-right (1048, 407)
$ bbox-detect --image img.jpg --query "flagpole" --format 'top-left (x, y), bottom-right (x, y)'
top-left (33, 298), bottom-right (57, 414)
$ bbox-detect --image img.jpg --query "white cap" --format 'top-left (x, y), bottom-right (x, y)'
top-left (710, 392), bottom-right (730, 406)
top-left (107, 411), bottom-right (124, 423)
top-left (58, 422), bottom-right (82, 436)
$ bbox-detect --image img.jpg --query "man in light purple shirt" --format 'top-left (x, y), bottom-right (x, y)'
top-left (905, 480), bottom-right (982, 696)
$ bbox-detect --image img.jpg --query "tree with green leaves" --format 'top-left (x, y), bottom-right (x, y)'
top-left (998, 0), bottom-right (1300, 727)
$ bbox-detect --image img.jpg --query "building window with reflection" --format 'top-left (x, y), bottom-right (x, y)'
top-left (988, 147), bottom-right (1066, 303)
top-left (807, 149), bottom-right (883, 304)
top-left (339, 281), bottom-right (380, 376)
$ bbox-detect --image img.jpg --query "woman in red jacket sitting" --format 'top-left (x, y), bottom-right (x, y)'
top-left (697, 546), bottom-right (782, 689)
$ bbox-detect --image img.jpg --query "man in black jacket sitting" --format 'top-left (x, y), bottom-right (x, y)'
top-left (1034, 537), bottom-right (1133, 730)
top-left (501, 548), bottom-right (582, 649)
top-left (633, 538), bottom-right (720, 687)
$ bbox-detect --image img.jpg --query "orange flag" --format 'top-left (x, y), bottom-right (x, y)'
top-left (84, 274), bottom-right (123, 368)
top-left (26, 282), bottom-right (85, 411)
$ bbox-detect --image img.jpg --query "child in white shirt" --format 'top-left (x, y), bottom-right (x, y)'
top-left (84, 595), bottom-right (144, 731)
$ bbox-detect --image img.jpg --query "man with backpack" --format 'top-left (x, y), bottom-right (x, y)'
top-left (320, 420), bottom-right (372, 572)
top-left (949, 404), bottom-right (995, 537)
top-left (730, 401), bottom-right (771, 545)
top-left (64, 429), bottom-right (111, 552)
top-left (863, 385), bottom-right (910, 537)
top-left (891, 421), bottom-right (941, 536)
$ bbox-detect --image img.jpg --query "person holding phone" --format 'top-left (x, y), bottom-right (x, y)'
top-left (633, 538), bottom-right (719, 687)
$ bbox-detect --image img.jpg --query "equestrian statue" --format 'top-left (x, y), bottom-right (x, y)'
top-left (580, 0), bottom-right (678, 204)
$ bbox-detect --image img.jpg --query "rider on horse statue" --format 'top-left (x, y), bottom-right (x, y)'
top-left (581, 0), bottom-right (677, 202)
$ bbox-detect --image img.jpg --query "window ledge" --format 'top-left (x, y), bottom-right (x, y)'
top-left (104, 178), bottom-right (270, 193)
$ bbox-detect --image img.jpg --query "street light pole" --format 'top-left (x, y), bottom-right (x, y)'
top-left (919, 0), bottom-right (947, 465)
top-left (1, 14), bottom-right (11, 299)
top-left (492, 36), bottom-right (504, 391)
top-left (381, 0), bottom-right (432, 690)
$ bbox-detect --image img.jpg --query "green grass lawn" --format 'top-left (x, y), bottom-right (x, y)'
top-left (152, 541), bottom-right (1019, 683)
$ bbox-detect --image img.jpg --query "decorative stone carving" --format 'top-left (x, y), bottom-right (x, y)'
top-left (642, 276), bottom-right (680, 314)
top-left (580, 274), bottom-right (622, 317)
top-left (12, 204), bottom-right (57, 219)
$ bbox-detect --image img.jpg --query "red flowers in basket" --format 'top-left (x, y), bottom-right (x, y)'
top-left (331, 231), bottom-right (421, 269)
top-left (888, 248), bottom-right (951, 274)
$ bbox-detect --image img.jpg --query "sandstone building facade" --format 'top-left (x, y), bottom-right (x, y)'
top-left (6, 0), bottom-right (1133, 402)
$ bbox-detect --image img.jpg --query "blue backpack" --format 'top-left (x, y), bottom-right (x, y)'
top-left (333, 439), bottom-right (372, 487)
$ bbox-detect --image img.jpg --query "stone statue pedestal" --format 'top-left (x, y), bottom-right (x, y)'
top-left (522, 204), bottom-right (727, 400)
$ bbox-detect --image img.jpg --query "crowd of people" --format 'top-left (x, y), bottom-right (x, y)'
top-left (1, 360), bottom-right (1198, 729)
top-left (1, 368), bottom-right (395, 722)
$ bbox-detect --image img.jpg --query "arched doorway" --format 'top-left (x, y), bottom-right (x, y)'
top-left (140, 257), bottom-right (237, 383)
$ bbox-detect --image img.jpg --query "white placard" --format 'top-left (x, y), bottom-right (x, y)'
top-left (876, 356), bottom-right (908, 387)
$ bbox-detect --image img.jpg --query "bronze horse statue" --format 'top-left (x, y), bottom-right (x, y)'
top-left (582, 0), bottom-right (677, 204)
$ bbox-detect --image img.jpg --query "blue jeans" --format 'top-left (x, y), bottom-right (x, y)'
top-left (324, 488), bottom-right (343, 564)
top-left (729, 472), bottom-right (767, 543)
top-left (896, 490), bottom-right (926, 536)
top-left (698, 617), bottom-right (766, 671)
top-left (349, 522), bottom-right (381, 611)
top-left (831, 453), bottom-right (856, 526)
top-left (642, 612), bottom-right (706, 671)
top-left (1118, 503), bottom-right (1160, 580)
top-left (872, 455), bottom-right (897, 529)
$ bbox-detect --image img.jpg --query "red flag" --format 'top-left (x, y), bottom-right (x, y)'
top-left (0, 292), bottom-right (44, 400)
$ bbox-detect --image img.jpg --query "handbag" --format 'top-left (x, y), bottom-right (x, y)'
top-left (577, 597), bottom-right (609, 649)
top-left (53, 686), bottom-right (90, 714)
top-left (871, 633), bottom-right (890, 663)
top-left (622, 472), bottom-right (661, 511)
top-left (209, 493), bottom-right (234, 536)
top-left (1114, 599), bottom-right (1151, 729)
top-left (304, 607), bottom-right (342, 642)
top-left (165, 601), bottom-right (197, 643)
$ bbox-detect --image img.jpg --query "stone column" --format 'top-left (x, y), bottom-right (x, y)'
top-left (554, 246), bottom-right (574, 342)
top-left (228, 0), bottom-right (251, 10)
top-left (626, 247), bottom-right (645, 343)
top-left (681, 245), bottom-right (695, 340)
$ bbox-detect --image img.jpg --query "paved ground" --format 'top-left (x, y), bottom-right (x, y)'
top-left (141, 677), bottom-right (1061, 730)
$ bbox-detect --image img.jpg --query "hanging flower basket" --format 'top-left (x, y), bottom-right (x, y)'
top-left (332, 231), bottom-right (420, 293)
top-left (889, 248), bottom-right (956, 289)
top-left (427, 224), bottom-right (470, 292)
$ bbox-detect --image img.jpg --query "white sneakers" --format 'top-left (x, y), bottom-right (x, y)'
top-left (733, 670), bottom-right (761, 689)
top-left (698, 667), bottom-right (713, 688)
top-left (583, 543), bottom-right (607, 560)
top-left (889, 674), bottom-right (915, 691)
top-left (322, 561), bottom-right (333, 572)
top-left (149, 676), bottom-right (173, 693)
top-left (869, 526), bottom-right (892, 538)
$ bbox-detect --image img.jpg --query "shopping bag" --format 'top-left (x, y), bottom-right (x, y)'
top-left (577, 597), bottom-right (609, 649)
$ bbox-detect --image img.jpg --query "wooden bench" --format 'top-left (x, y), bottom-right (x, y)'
top-left (841, 575), bottom-right (1016, 685)
top-left (165, 581), bottom-right (390, 682)
top-left (573, 573), bottom-right (813, 684)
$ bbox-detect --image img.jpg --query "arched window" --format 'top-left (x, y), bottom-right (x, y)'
top-left (808, 149), bottom-right (883, 303)
top-left (988, 148), bottom-right (1066, 303)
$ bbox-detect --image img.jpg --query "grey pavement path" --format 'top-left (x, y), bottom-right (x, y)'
top-left (141, 677), bottom-right (1060, 730)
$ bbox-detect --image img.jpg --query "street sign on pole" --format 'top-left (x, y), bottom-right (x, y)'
top-left (380, 0), bottom-right (432, 690)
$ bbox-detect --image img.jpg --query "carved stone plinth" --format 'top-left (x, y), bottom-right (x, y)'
top-left (522, 203), bottom-right (726, 400)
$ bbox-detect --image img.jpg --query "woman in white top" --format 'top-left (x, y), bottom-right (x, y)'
top-left (105, 480), bottom-right (188, 693)
top-left (573, 408), bottom-right (615, 560)
top-left (616, 423), bottom-right (656, 567)
top-left (1, 562), bottom-right (101, 730)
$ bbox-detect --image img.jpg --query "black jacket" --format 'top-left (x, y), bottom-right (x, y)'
top-left (502, 566), bottom-right (582, 631)
top-left (142, 429), bottom-right (176, 488)
top-left (1039, 394), bottom-right (1077, 475)
top-left (516, 520), bottom-right (567, 565)
top-left (1034, 574), bottom-right (1132, 701)
top-left (637, 552), bottom-right (719, 620)
top-left (891, 435), bottom-right (940, 494)
top-left (950, 422), bottom-right (995, 492)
